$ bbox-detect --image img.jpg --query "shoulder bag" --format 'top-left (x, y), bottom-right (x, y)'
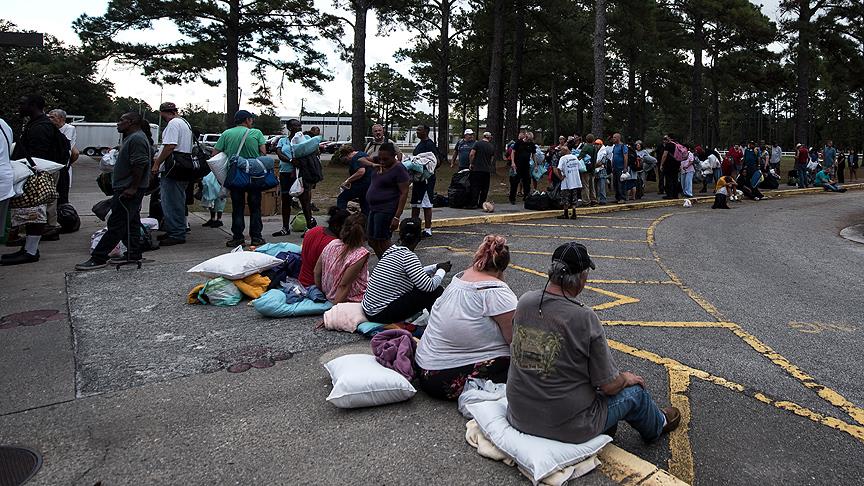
top-left (224, 129), bottom-right (278, 191)
top-left (163, 119), bottom-right (211, 181)
top-left (4, 127), bottom-right (58, 209)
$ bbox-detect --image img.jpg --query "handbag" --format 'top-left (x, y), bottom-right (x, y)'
top-left (3, 129), bottom-right (58, 209)
top-left (163, 119), bottom-right (211, 181)
top-left (294, 152), bottom-right (323, 185)
top-left (225, 129), bottom-right (278, 191)
top-left (620, 170), bottom-right (632, 182)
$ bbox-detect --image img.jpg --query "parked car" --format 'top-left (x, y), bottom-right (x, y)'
top-left (266, 135), bottom-right (285, 154)
top-left (325, 141), bottom-right (351, 154)
top-left (199, 133), bottom-right (220, 150)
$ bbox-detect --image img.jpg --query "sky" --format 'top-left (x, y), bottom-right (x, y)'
top-left (5, 0), bottom-right (784, 119)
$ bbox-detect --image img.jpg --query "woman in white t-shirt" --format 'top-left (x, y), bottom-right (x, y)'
top-left (415, 235), bottom-right (517, 400)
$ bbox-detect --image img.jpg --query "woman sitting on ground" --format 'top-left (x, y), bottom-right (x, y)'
top-left (314, 213), bottom-right (370, 304)
top-left (415, 235), bottom-right (517, 400)
top-left (297, 206), bottom-right (350, 287)
top-left (335, 145), bottom-right (376, 214)
top-left (361, 218), bottom-right (451, 324)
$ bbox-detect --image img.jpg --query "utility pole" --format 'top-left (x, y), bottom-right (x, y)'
top-left (336, 99), bottom-right (341, 141)
top-left (300, 98), bottom-right (306, 125)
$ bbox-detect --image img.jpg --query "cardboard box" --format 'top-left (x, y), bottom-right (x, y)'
top-left (244, 187), bottom-right (281, 216)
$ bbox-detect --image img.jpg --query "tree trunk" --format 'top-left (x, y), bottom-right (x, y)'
top-left (711, 65), bottom-right (720, 148)
top-left (504, 1), bottom-right (526, 141)
top-left (351, 1), bottom-right (369, 149)
top-left (689, 12), bottom-right (704, 145)
top-left (436, 2), bottom-right (451, 161)
top-left (626, 57), bottom-right (636, 140)
top-left (225, 0), bottom-right (241, 127)
top-left (795, 0), bottom-right (811, 145)
top-left (485, 0), bottom-right (506, 157)
top-left (591, 0), bottom-right (606, 136)
top-left (576, 97), bottom-right (584, 135)
top-left (551, 76), bottom-right (559, 140)
top-left (461, 102), bottom-right (467, 134)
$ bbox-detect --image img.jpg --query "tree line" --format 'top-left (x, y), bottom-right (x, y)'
top-left (2, 0), bottom-right (862, 154)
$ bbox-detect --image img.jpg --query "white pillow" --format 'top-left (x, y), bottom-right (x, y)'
top-left (466, 398), bottom-right (612, 485)
top-left (324, 354), bottom-right (416, 408)
top-left (207, 152), bottom-right (229, 184)
top-left (187, 251), bottom-right (283, 280)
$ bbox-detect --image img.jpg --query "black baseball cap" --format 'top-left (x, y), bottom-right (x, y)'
top-left (234, 110), bottom-right (256, 123)
top-left (552, 242), bottom-right (595, 274)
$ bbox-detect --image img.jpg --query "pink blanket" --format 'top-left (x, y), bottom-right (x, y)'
top-left (370, 329), bottom-right (416, 380)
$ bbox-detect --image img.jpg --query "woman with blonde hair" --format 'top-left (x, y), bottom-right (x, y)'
top-left (414, 235), bottom-right (518, 400)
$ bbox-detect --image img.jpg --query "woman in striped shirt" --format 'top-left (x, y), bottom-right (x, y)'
top-left (362, 218), bottom-right (451, 324)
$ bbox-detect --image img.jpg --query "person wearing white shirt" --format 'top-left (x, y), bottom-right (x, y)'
top-left (0, 118), bottom-right (15, 241)
top-left (554, 145), bottom-right (583, 220)
top-left (152, 102), bottom-right (194, 245)
top-left (44, 108), bottom-right (79, 239)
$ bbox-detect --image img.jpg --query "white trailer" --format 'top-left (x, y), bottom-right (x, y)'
top-left (73, 122), bottom-right (160, 157)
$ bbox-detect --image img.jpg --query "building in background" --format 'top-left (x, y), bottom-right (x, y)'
top-left (278, 115), bottom-right (351, 141)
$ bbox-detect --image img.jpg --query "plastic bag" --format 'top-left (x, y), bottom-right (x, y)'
top-left (289, 177), bottom-right (304, 197)
top-left (458, 378), bottom-right (507, 419)
top-left (99, 149), bottom-right (118, 173)
top-left (199, 277), bottom-right (242, 306)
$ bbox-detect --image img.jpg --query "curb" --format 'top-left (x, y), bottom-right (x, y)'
top-left (598, 445), bottom-right (689, 486)
top-left (431, 183), bottom-right (864, 229)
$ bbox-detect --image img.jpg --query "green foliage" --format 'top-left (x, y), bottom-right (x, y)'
top-left (366, 63), bottom-right (418, 129)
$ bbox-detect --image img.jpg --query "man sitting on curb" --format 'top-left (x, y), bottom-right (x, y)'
top-left (506, 242), bottom-right (680, 444)
top-left (813, 166), bottom-right (847, 193)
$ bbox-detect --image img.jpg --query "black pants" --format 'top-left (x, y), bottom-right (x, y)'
top-left (837, 163), bottom-right (846, 183)
top-left (509, 161), bottom-right (532, 202)
top-left (416, 356), bottom-right (510, 401)
top-left (664, 171), bottom-right (680, 198)
top-left (469, 171), bottom-right (491, 208)
top-left (365, 286), bottom-right (444, 324)
top-left (92, 190), bottom-right (144, 262)
top-left (712, 193), bottom-right (729, 209)
top-left (57, 165), bottom-right (71, 205)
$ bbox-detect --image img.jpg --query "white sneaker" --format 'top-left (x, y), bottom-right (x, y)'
top-left (422, 229), bottom-right (433, 238)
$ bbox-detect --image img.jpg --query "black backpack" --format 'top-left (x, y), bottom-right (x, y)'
top-left (448, 170), bottom-right (472, 208)
top-left (57, 203), bottom-right (80, 233)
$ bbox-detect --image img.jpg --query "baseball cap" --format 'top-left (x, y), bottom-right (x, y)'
top-left (594, 139), bottom-right (604, 145)
top-left (234, 110), bottom-right (256, 123)
top-left (552, 242), bottom-right (595, 274)
top-left (159, 102), bottom-right (178, 112)
top-left (464, 129), bottom-right (474, 135)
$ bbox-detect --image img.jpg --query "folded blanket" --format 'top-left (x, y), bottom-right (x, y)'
top-left (370, 329), bottom-right (416, 380)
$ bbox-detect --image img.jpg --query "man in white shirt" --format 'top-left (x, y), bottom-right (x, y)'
top-left (0, 118), bottom-right (14, 241)
top-left (554, 145), bottom-right (583, 220)
top-left (44, 108), bottom-right (79, 240)
top-left (152, 102), bottom-right (194, 245)
top-left (770, 143), bottom-right (782, 171)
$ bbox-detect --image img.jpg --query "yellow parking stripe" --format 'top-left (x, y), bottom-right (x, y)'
top-left (491, 222), bottom-right (651, 230)
top-left (420, 245), bottom-right (648, 261)
top-left (433, 229), bottom-right (646, 243)
top-left (668, 368), bottom-right (695, 484)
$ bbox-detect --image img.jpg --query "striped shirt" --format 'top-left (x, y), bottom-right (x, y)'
top-left (362, 245), bottom-right (445, 316)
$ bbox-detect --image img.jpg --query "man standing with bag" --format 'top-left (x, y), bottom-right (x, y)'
top-left (75, 113), bottom-right (151, 270)
top-left (211, 110), bottom-right (268, 247)
top-left (43, 108), bottom-right (79, 241)
top-left (152, 102), bottom-right (193, 246)
top-left (2, 95), bottom-right (66, 266)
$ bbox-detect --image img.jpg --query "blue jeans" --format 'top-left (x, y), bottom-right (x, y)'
top-left (336, 182), bottom-right (370, 215)
top-left (680, 171), bottom-right (694, 197)
top-left (160, 176), bottom-right (188, 241)
top-left (603, 385), bottom-right (666, 442)
top-left (797, 167), bottom-right (808, 188)
top-left (713, 168), bottom-right (722, 182)
top-left (230, 188), bottom-right (262, 240)
top-left (596, 175), bottom-right (608, 203)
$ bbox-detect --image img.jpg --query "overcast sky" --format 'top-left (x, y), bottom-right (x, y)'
top-left (6, 0), bottom-right (783, 119)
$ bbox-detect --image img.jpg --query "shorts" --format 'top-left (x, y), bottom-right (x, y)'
top-left (559, 188), bottom-right (578, 206)
top-left (367, 210), bottom-right (396, 240)
top-left (279, 171), bottom-right (297, 196)
top-left (410, 175), bottom-right (436, 208)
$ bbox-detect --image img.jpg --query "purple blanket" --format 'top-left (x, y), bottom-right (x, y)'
top-left (370, 329), bottom-right (416, 380)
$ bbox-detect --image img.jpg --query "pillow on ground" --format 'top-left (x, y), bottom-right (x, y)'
top-left (466, 398), bottom-right (612, 485)
top-left (188, 251), bottom-right (283, 280)
top-left (253, 289), bottom-right (332, 318)
top-left (323, 303), bottom-right (367, 332)
top-left (324, 354), bottom-right (416, 408)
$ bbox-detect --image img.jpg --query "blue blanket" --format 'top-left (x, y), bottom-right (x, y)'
top-left (253, 289), bottom-right (332, 318)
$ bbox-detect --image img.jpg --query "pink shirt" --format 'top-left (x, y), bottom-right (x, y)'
top-left (319, 240), bottom-right (369, 303)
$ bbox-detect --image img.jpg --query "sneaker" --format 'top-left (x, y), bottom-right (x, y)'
top-left (202, 220), bottom-right (216, 227)
top-left (272, 228), bottom-right (290, 237)
top-left (1, 250), bottom-right (39, 266)
top-left (160, 238), bottom-right (186, 246)
top-left (422, 229), bottom-right (433, 238)
top-left (212, 220), bottom-right (223, 228)
top-left (226, 238), bottom-right (245, 247)
top-left (75, 258), bottom-right (107, 271)
top-left (306, 217), bottom-right (318, 229)
top-left (250, 237), bottom-right (266, 246)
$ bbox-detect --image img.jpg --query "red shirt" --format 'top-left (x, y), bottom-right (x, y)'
top-left (297, 226), bottom-right (337, 287)
top-left (797, 146), bottom-right (810, 166)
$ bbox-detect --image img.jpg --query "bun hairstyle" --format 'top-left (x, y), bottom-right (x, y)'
top-left (339, 212), bottom-right (366, 250)
top-left (327, 206), bottom-right (350, 232)
top-left (473, 235), bottom-right (510, 273)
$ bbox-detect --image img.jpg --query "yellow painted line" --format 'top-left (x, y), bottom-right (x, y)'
top-left (603, 320), bottom-right (737, 328)
top-left (491, 222), bottom-right (651, 230)
top-left (608, 339), bottom-right (864, 443)
top-left (667, 368), bottom-right (695, 484)
top-left (433, 229), bottom-right (646, 243)
top-left (509, 264), bottom-right (641, 311)
top-left (419, 245), bottom-right (649, 261)
top-left (578, 214), bottom-right (659, 222)
top-left (597, 444), bottom-right (690, 486)
top-left (588, 279), bottom-right (678, 285)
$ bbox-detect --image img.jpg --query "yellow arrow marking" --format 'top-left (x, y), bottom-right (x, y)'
top-left (509, 264), bottom-right (640, 311)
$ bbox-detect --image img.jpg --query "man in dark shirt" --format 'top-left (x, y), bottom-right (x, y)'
top-left (2, 94), bottom-right (68, 266)
top-left (468, 131), bottom-right (495, 209)
top-left (410, 125), bottom-right (439, 237)
top-left (659, 134), bottom-right (680, 199)
top-left (76, 113), bottom-right (152, 270)
top-left (510, 132), bottom-right (536, 204)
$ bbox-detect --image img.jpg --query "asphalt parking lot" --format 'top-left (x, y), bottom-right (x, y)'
top-left (1, 177), bottom-right (863, 484)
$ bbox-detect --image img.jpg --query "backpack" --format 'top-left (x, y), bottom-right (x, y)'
top-left (447, 169), bottom-right (472, 208)
top-left (57, 203), bottom-right (80, 233)
top-left (673, 142), bottom-right (689, 162)
top-left (140, 224), bottom-right (159, 252)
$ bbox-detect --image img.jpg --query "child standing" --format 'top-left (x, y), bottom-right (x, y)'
top-left (553, 145), bottom-right (583, 219)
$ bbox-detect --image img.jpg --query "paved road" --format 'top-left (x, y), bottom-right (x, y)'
top-left (1, 159), bottom-right (863, 484)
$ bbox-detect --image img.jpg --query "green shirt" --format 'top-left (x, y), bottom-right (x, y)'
top-left (214, 126), bottom-right (266, 159)
top-left (813, 170), bottom-right (830, 187)
top-left (580, 144), bottom-right (598, 174)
